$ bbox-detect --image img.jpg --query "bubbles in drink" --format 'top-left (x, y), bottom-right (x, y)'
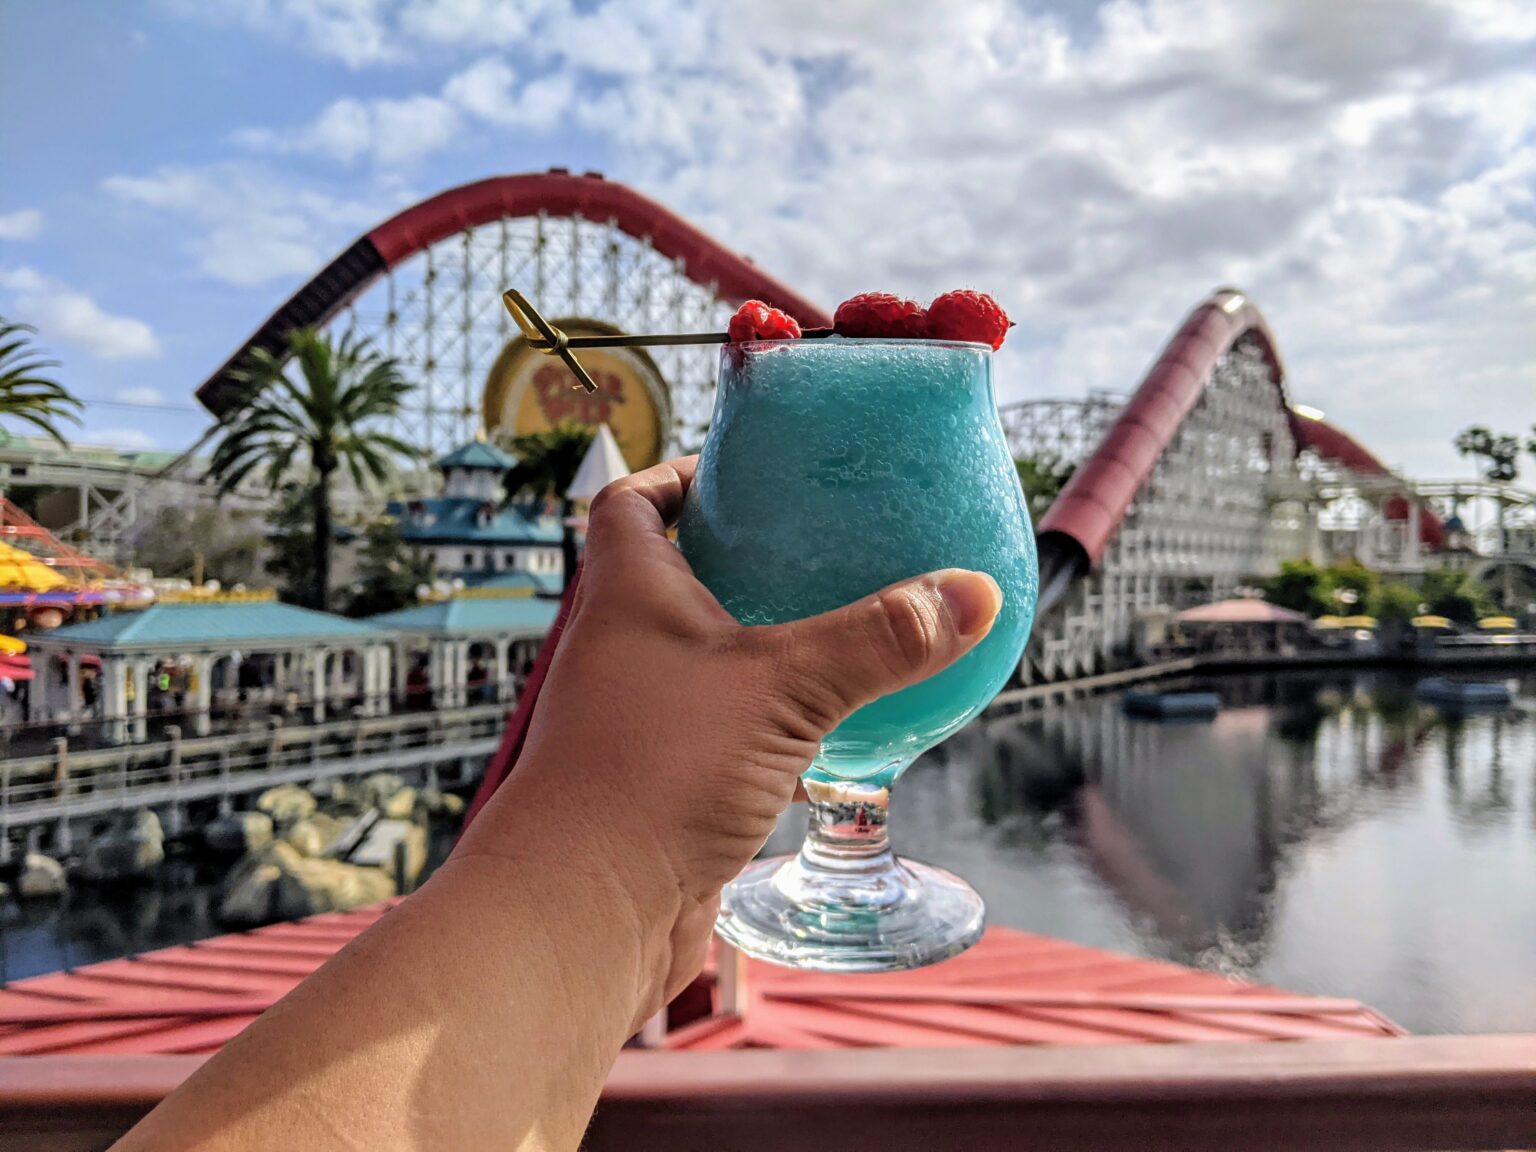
top-left (679, 339), bottom-right (1039, 788)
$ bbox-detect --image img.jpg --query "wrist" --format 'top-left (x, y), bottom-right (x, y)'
top-left (452, 756), bottom-right (686, 1019)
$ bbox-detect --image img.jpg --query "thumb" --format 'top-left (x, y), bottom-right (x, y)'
top-left (766, 568), bottom-right (1002, 721)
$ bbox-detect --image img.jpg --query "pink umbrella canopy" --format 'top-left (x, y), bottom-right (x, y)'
top-left (1175, 599), bottom-right (1310, 625)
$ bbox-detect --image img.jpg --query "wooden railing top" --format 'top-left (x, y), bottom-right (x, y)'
top-left (2, 1036), bottom-right (1533, 1152)
top-left (2, 703), bottom-right (509, 778)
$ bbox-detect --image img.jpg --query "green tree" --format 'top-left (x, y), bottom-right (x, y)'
top-left (344, 517), bottom-right (435, 618)
top-left (264, 482), bottom-right (318, 605)
top-left (129, 504), bottom-right (265, 586)
top-left (1371, 582), bottom-right (1423, 622)
top-left (1323, 559), bottom-right (1378, 613)
top-left (207, 329), bottom-right (416, 610)
top-left (0, 317), bottom-right (81, 446)
top-left (1421, 569), bottom-right (1491, 625)
top-left (500, 423), bottom-right (595, 592)
top-left (1455, 426), bottom-right (1520, 483)
top-left (1262, 559), bottom-right (1331, 616)
top-left (1014, 454), bottom-right (1076, 522)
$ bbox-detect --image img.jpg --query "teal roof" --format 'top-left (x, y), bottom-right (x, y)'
top-left (367, 596), bottom-right (558, 638)
top-left (386, 496), bottom-right (561, 545)
top-left (32, 600), bottom-right (385, 651)
top-left (460, 569), bottom-right (564, 596)
top-left (437, 441), bottom-right (516, 471)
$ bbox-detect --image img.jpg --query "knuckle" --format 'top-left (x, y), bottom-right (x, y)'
top-left (777, 666), bottom-right (848, 738)
top-left (585, 482), bottom-right (623, 526)
top-left (868, 587), bottom-right (942, 677)
top-left (727, 625), bottom-right (777, 664)
top-left (736, 628), bottom-right (845, 736)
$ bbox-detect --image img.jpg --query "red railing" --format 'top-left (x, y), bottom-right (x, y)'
top-left (3, 1037), bottom-right (1533, 1151)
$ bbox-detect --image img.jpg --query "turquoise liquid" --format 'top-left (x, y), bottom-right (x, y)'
top-left (678, 339), bottom-right (1038, 789)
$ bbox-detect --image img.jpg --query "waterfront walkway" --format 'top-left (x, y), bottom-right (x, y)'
top-left (0, 705), bottom-right (504, 858)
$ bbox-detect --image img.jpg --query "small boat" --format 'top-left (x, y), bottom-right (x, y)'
top-left (1122, 690), bottom-right (1221, 720)
top-left (1415, 678), bottom-right (1512, 711)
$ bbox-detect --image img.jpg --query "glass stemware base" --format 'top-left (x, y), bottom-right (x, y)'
top-left (715, 779), bottom-right (986, 972)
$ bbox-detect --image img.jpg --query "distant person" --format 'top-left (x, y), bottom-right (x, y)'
top-left (112, 457), bottom-right (1001, 1152)
top-left (467, 655), bottom-right (491, 702)
top-left (405, 661), bottom-right (431, 710)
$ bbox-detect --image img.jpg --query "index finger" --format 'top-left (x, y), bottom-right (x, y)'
top-left (585, 455), bottom-right (699, 548)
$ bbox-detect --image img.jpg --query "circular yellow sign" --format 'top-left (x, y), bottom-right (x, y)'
top-left (482, 318), bottom-right (671, 470)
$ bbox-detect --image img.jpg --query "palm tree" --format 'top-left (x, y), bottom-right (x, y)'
top-left (1454, 426), bottom-right (1519, 483)
top-left (0, 317), bottom-right (81, 446)
top-left (501, 423), bottom-right (595, 591)
top-left (207, 329), bottom-right (416, 610)
top-left (1455, 425), bottom-right (1520, 555)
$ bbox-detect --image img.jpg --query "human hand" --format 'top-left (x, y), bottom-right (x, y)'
top-left (456, 455), bottom-right (1001, 1028)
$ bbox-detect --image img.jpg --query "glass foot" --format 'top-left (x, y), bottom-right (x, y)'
top-left (716, 852), bottom-right (985, 973)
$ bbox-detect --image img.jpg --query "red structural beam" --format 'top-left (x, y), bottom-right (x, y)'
top-left (1291, 413), bottom-right (1444, 549)
top-left (196, 169), bottom-right (831, 414)
top-left (369, 171), bottom-right (828, 325)
top-left (1036, 288), bottom-right (1285, 569)
top-left (463, 564), bottom-right (581, 827)
top-left (1036, 288), bottom-right (1442, 571)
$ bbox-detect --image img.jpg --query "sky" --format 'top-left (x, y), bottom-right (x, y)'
top-left (1, 0), bottom-right (1533, 474)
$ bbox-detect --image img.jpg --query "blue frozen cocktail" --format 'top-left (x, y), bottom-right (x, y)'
top-left (678, 337), bottom-right (1038, 971)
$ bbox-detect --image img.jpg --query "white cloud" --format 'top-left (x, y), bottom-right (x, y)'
top-left (171, 0), bottom-right (568, 60)
top-left (0, 266), bottom-right (161, 360)
top-left (0, 209), bottom-right (43, 241)
top-left (151, 0), bottom-right (1536, 471)
top-left (114, 385), bottom-right (167, 406)
top-left (103, 163), bottom-right (402, 286)
top-left (442, 55), bottom-right (573, 128)
top-left (441, 56), bottom-right (515, 123)
top-left (234, 54), bottom-right (568, 168)
top-left (163, 0), bottom-right (399, 68)
top-left (236, 93), bottom-right (462, 167)
top-left (397, 0), bottom-right (565, 48)
top-left (480, 0), bottom-right (1535, 474)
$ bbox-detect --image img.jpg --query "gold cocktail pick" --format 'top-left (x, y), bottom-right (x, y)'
top-left (503, 288), bottom-right (731, 394)
top-left (502, 288), bottom-right (831, 394)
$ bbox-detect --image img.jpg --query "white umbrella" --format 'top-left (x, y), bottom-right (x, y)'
top-left (566, 424), bottom-right (631, 503)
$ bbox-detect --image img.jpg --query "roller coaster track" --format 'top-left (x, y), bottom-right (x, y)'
top-left (198, 172), bottom-right (1437, 681)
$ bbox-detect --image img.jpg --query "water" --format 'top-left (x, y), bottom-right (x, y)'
top-left (0, 823), bottom-right (461, 983)
top-left (758, 668), bottom-right (1536, 1034)
top-left (679, 339), bottom-right (1039, 786)
top-left (9, 670), bottom-right (1534, 1031)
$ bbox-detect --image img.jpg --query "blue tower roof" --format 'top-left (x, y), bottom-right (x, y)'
top-left (436, 441), bottom-right (517, 472)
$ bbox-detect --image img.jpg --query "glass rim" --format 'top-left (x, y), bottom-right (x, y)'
top-left (726, 336), bottom-right (994, 352)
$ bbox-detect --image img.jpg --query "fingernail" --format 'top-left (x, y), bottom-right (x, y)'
top-left (937, 570), bottom-right (1002, 638)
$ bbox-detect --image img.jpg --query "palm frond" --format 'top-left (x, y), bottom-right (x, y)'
top-left (0, 316), bottom-right (81, 446)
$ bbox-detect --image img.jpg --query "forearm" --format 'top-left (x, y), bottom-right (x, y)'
top-left (115, 775), bottom-right (675, 1152)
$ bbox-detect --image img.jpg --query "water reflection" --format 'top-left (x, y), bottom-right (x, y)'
top-left (765, 669), bottom-right (1536, 1034)
top-left (0, 828), bottom-right (461, 983)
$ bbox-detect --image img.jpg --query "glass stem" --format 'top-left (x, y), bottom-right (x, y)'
top-left (798, 778), bottom-right (895, 877)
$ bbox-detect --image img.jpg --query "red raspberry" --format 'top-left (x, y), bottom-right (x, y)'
top-left (728, 299), bottom-right (802, 342)
top-left (926, 290), bottom-right (1011, 350)
top-left (833, 292), bottom-right (930, 339)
